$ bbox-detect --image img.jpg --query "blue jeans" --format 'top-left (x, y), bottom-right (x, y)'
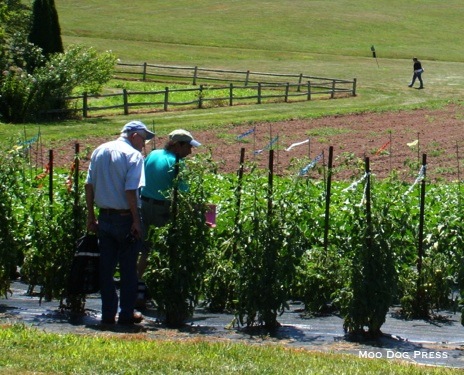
top-left (98, 212), bottom-right (140, 321)
top-left (410, 71), bottom-right (423, 88)
top-left (141, 200), bottom-right (170, 254)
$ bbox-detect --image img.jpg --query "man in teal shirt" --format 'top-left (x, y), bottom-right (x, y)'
top-left (136, 129), bottom-right (201, 306)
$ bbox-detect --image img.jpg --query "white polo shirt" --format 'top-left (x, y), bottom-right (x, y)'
top-left (86, 137), bottom-right (145, 209)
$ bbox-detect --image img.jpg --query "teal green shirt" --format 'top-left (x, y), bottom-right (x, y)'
top-left (141, 149), bottom-right (187, 201)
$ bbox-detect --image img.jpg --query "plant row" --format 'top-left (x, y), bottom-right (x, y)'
top-left (1, 146), bottom-right (463, 336)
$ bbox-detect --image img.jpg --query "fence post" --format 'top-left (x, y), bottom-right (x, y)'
top-left (164, 87), bottom-right (169, 111)
top-left (267, 149), bottom-right (274, 217)
top-left (193, 66), bottom-right (198, 85)
top-left (323, 146), bottom-right (333, 253)
top-left (232, 147), bottom-right (246, 256)
top-left (73, 143), bottom-right (80, 240)
top-left (48, 150), bottom-right (53, 204)
top-left (285, 83), bottom-right (290, 103)
top-left (297, 73), bottom-right (303, 92)
top-left (170, 154), bottom-right (180, 258)
top-left (229, 83), bottom-right (233, 106)
top-left (123, 89), bottom-right (129, 115)
top-left (245, 70), bottom-right (250, 86)
top-left (143, 62), bottom-right (147, 81)
top-left (73, 143), bottom-right (79, 202)
top-left (257, 83), bottom-right (262, 104)
top-left (352, 78), bottom-right (357, 96)
top-left (416, 153), bottom-right (427, 316)
top-left (83, 92), bottom-right (88, 118)
top-left (307, 81), bottom-right (311, 101)
top-left (331, 80), bottom-right (336, 99)
top-left (198, 85), bottom-right (203, 109)
top-left (365, 156), bottom-right (373, 273)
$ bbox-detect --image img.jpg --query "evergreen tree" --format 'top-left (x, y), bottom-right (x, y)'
top-left (1, 0), bottom-right (115, 122)
top-left (28, 0), bottom-right (64, 58)
top-left (1, 0), bottom-right (32, 68)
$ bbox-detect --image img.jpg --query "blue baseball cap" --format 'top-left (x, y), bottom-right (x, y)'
top-left (121, 120), bottom-right (155, 140)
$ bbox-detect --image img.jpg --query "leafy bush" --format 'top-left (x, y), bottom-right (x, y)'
top-left (335, 174), bottom-right (397, 338)
top-left (229, 169), bottom-right (309, 329)
top-left (20, 185), bottom-right (86, 301)
top-left (0, 147), bottom-right (29, 296)
top-left (1, 45), bottom-right (116, 122)
top-left (144, 154), bottom-right (214, 327)
top-left (398, 183), bottom-right (464, 318)
top-left (2, 140), bottom-right (463, 331)
top-left (294, 245), bottom-right (345, 315)
top-left (202, 173), bottom-right (241, 312)
top-left (0, 143), bottom-right (86, 303)
top-left (0, 2), bottom-right (116, 122)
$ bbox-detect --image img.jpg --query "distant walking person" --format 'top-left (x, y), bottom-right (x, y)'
top-left (85, 120), bottom-right (154, 326)
top-left (408, 57), bottom-right (424, 89)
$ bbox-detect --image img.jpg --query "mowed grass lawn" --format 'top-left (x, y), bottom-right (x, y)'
top-left (54, 0), bottom-right (464, 96)
top-left (1, 324), bottom-right (462, 374)
top-left (1, 0), bottom-right (462, 142)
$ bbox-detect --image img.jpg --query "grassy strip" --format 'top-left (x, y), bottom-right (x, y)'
top-left (0, 96), bottom-right (458, 146)
top-left (0, 324), bottom-right (460, 374)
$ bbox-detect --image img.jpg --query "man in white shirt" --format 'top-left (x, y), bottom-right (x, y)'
top-left (85, 120), bottom-right (154, 325)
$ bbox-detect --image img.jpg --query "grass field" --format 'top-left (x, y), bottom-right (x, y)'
top-left (1, 0), bottom-right (463, 141)
top-left (55, 0), bottom-right (464, 63)
top-left (1, 324), bottom-right (462, 374)
top-left (54, 0), bottom-right (464, 92)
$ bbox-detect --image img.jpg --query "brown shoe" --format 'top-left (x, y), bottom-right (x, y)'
top-left (118, 312), bottom-right (144, 325)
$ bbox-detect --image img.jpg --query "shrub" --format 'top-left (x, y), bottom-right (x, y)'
top-left (230, 169), bottom-right (308, 329)
top-left (144, 154), bottom-right (214, 327)
top-left (0, 45), bottom-right (116, 122)
top-left (338, 174), bottom-right (398, 338)
top-left (0, 142), bottom-right (86, 303)
top-left (0, 147), bottom-right (29, 296)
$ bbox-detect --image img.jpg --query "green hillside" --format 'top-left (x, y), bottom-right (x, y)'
top-left (56, 0), bottom-right (464, 63)
top-left (54, 0), bottom-right (464, 108)
top-left (1, 1), bottom-right (462, 138)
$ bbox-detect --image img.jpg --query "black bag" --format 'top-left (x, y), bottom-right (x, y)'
top-left (68, 234), bottom-right (100, 295)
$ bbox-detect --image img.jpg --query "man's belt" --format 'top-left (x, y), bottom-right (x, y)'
top-left (99, 208), bottom-right (131, 215)
top-left (141, 196), bottom-right (170, 206)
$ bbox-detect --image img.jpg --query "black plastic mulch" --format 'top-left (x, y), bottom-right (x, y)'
top-left (2, 281), bottom-right (464, 369)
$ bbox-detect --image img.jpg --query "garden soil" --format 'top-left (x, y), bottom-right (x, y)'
top-left (47, 104), bottom-right (464, 182)
top-left (4, 105), bottom-right (464, 369)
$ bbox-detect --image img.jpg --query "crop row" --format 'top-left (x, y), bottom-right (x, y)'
top-left (0, 145), bottom-right (463, 335)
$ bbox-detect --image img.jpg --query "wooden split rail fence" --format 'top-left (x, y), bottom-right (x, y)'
top-left (46, 63), bottom-right (357, 118)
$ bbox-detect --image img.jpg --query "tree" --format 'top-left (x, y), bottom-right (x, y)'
top-left (28, 0), bottom-right (63, 59)
top-left (0, 0), bottom-right (31, 37)
top-left (0, 0), bottom-right (33, 69)
top-left (0, 45), bottom-right (116, 122)
top-left (0, 1), bottom-right (116, 123)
